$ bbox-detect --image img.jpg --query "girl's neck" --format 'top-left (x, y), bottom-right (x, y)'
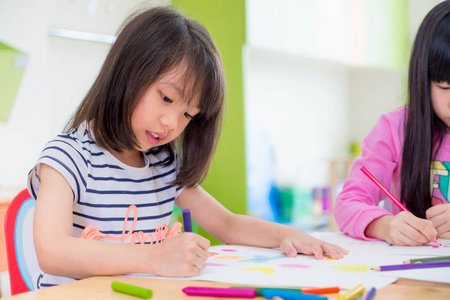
top-left (109, 148), bottom-right (146, 168)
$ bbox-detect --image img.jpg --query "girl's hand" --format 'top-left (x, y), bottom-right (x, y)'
top-left (426, 203), bottom-right (450, 239)
top-left (382, 212), bottom-right (437, 245)
top-left (280, 231), bottom-right (348, 260)
top-left (151, 232), bottom-right (210, 277)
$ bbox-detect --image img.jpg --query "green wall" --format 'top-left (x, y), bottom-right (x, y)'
top-left (172, 0), bottom-right (247, 245)
top-left (366, 0), bottom-right (409, 70)
top-left (0, 42), bottom-right (27, 122)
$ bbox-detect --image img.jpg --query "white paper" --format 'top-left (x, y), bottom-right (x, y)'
top-left (125, 233), bottom-right (450, 288)
top-left (127, 245), bottom-right (398, 289)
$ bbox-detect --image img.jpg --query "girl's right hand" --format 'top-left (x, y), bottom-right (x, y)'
top-left (150, 232), bottom-right (210, 277)
top-left (384, 212), bottom-right (437, 246)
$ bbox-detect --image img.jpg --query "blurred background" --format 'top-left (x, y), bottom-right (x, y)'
top-left (0, 0), bottom-right (445, 296)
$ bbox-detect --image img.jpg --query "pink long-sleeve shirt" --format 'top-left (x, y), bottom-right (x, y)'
top-left (334, 107), bottom-right (450, 240)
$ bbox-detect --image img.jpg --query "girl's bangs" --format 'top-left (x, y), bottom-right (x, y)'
top-left (429, 15), bottom-right (450, 83)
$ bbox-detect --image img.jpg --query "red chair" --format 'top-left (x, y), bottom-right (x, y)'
top-left (4, 189), bottom-right (40, 295)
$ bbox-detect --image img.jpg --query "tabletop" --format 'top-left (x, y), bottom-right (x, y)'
top-left (4, 276), bottom-right (450, 300)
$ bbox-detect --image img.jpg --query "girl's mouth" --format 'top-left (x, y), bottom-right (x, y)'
top-left (149, 132), bottom-right (159, 139)
top-left (147, 131), bottom-right (160, 145)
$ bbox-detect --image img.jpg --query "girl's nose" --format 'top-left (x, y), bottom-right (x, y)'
top-left (160, 113), bottom-right (178, 132)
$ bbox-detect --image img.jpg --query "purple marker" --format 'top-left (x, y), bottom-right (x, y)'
top-left (182, 286), bottom-right (257, 298)
top-left (182, 209), bottom-right (192, 232)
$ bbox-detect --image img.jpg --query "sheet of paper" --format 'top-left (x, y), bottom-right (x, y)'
top-left (125, 233), bottom-right (449, 288)
top-left (127, 245), bottom-right (398, 289)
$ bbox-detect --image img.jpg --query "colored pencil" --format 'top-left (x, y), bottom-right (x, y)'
top-left (182, 286), bottom-right (256, 298)
top-left (372, 260), bottom-right (450, 271)
top-left (360, 166), bottom-right (441, 246)
top-left (361, 166), bottom-right (408, 211)
top-left (365, 287), bottom-right (376, 300)
top-left (262, 289), bottom-right (327, 300)
top-left (404, 256), bottom-right (450, 264)
top-left (182, 209), bottom-right (192, 232)
top-left (337, 284), bottom-right (365, 300)
top-left (111, 281), bottom-right (153, 299)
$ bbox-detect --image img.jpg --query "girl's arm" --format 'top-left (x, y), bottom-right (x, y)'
top-left (34, 164), bottom-right (210, 279)
top-left (176, 186), bottom-right (348, 259)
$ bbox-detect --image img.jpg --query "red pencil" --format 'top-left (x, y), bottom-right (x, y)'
top-left (360, 166), bottom-right (441, 246)
top-left (302, 286), bottom-right (340, 294)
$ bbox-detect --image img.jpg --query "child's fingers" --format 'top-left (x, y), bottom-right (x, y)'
top-left (426, 203), bottom-right (449, 219)
top-left (193, 254), bottom-right (207, 271)
top-left (390, 212), bottom-right (436, 245)
top-left (426, 203), bottom-right (450, 236)
top-left (438, 231), bottom-right (450, 239)
top-left (405, 216), bottom-right (437, 243)
top-left (184, 232), bottom-right (211, 251)
top-left (395, 231), bottom-right (424, 246)
top-left (322, 244), bottom-right (348, 258)
top-left (310, 243), bottom-right (324, 260)
top-left (280, 239), bottom-right (298, 257)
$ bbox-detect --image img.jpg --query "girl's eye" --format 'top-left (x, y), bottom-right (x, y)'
top-left (161, 94), bottom-right (172, 103)
top-left (436, 81), bottom-right (450, 90)
top-left (184, 112), bottom-right (193, 120)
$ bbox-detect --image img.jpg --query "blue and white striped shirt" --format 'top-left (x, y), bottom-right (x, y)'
top-left (28, 121), bottom-right (183, 288)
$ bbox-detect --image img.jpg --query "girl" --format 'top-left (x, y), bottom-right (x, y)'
top-left (334, 1), bottom-right (450, 246)
top-left (29, 6), bottom-right (347, 288)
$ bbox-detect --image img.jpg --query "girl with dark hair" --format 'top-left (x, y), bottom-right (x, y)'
top-left (28, 5), bottom-right (347, 289)
top-left (335, 1), bottom-right (450, 246)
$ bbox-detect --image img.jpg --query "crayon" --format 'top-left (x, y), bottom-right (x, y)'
top-left (337, 284), bottom-right (364, 300)
top-left (182, 286), bottom-right (256, 298)
top-left (111, 281), bottom-right (153, 299)
top-left (182, 209), bottom-right (192, 232)
top-left (262, 289), bottom-right (327, 300)
top-left (365, 287), bottom-right (376, 300)
top-left (231, 286), bottom-right (300, 296)
top-left (302, 286), bottom-right (340, 294)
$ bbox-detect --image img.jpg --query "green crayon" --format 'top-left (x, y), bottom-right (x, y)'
top-left (111, 281), bottom-right (153, 299)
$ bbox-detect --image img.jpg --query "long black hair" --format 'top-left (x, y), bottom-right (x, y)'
top-left (401, 0), bottom-right (450, 217)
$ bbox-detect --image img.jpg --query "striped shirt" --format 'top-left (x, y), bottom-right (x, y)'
top-left (28, 121), bottom-right (183, 288)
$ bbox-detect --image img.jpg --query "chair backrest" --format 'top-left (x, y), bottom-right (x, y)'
top-left (4, 189), bottom-right (41, 295)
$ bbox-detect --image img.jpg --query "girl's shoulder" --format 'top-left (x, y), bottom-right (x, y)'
top-left (46, 122), bottom-right (103, 162)
top-left (381, 107), bottom-right (406, 124)
top-left (373, 107), bottom-right (407, 135)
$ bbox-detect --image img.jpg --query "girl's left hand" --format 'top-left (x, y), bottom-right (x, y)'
top-left (426, 203), bottom-right (450, 239)
top-left (280, 231), bottom-right (348, 260)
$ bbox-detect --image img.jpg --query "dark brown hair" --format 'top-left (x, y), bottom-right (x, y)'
top-left (65, 5), bottom-right (225, 188)
top-left (401, 0), bottom-right (450, 217)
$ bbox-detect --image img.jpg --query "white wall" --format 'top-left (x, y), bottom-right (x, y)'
top-left (0, 0), bottom-right (166, 197)
top-left (245, 47), bottom-right (349, 188)
top-left (347, 67), bottom-right (405, 143)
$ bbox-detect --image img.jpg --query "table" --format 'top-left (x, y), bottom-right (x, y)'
top-left (3, 276), bottom-right (450, 299)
